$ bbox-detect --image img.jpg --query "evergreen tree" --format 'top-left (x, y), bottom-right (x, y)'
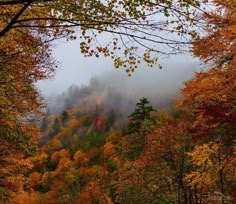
top-left (40, 116), bottom-right (49, 132)
top-left (127, 97), bottom-right (156, 134)
top-left (52, 118), bottom-right (61, 136)
top-left (106, 109), bottom-right (116, 129)
top-left (61, 111), bottom-right (69, 127)
top-left (126, 97), bottom-right (156, 160)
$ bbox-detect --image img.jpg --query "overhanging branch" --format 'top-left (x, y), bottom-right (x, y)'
top-left (0, 0), bottom-right (35, 37)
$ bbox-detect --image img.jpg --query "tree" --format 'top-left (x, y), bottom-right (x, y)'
top-left (185, 142), bottom-right (236, 204)
top-left (40, 116), bottom-right (50, 132)
top-left (0, 29), bottom-right (54, 139)
top-left (178, 0), bottom-right (236, 164)
top-left (192, 0), bottom-right (236, 68)
top-left (127, 97), bottom-right (156, 134)
top-left (0, 34), bottom-right (45, 196)
top-left (179, 66), bottom-right (236, 143)
top-left (0, 0), bottom-right (211, 71)
top-left (114, 112), bottom-right (195, 204)
top-left (125, 97), bottom-right (156, 160)
top-left (0, 14), bottom-right (55, 198)
top-left (177, 3), bottom-right (236, 201)
top-left (0, 137), bottom-right (34, 201)
top-left (1, 0), bottom-right (236, 201)
top-left (177, 66), bottom-right (236, 203)
top-left (93, 116), bottom-right (107, 132)
top-left (61, 111), bottom-right (69, 127)
top-left (51, 117), bottom-right (61, 136)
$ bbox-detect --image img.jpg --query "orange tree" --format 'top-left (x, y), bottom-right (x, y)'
top-left (178, 0), bottom-right (236, 201)
top-left (180, 0), bottom-right (236, 146)
top-left (192, 0), bottom-right (236, 68)
top-left (0, 18), bottom-right (55, 200)
top-left (113, 111), bottom-right (195, 204)
top-left (179, 66), bottom-right (236, 202)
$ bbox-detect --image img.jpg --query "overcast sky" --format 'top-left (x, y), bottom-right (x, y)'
top-left (37, 38), bottom-right (202, 97)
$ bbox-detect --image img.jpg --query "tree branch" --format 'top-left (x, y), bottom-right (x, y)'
top-left (0, 0), bottom-right (35, 37)
top-left (0, 0), bottom-right (51, 6)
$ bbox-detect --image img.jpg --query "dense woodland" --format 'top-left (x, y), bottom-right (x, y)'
top-left (0, 0), bottom-right (236, 203)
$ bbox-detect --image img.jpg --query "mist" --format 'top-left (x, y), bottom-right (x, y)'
top-left (37, 35), bottom-right (202, 95)
top-left (45, 58), bottom-right (200, 117)
top-left (36, 38), bottom-right (202, 115)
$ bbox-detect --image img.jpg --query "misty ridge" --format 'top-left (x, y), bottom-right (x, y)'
top-left (45, 63), bottom-right (196, 117)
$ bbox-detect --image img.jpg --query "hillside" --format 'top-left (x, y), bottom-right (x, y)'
top-left (9, 65), bottom-right (235, 203)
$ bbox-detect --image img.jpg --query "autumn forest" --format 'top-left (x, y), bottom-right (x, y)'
top-left (0, 0), bottom-right (235, 203)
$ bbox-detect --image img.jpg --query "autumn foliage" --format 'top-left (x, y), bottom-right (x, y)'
top-left (0, 0), bottom-right (236, 203)
top-left (0, 1), bottom-right (55, 200)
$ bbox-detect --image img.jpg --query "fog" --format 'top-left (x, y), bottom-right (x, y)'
top-left (44, 60), bottom-right (200, 115)
top-left (37, 38), bottom-right (201, 94)
top-left (37, 39), bottom-right (201, 115)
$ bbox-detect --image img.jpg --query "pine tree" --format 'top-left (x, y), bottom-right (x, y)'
top-left (52, 118), bottom-right (61, 136)
top-left (126, 97), bottom-right (156, 160)
top-left (61, 111), bottom-right (69, 127)
top-left (40, 116), bottom-right (49, 132)
top-left (127, 97), bottom-right (156, 134)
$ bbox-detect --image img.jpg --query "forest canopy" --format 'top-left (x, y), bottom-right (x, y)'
top-left (0, 0), bottom-right (235, 203)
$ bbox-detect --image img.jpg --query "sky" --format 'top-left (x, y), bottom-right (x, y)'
top-left (37, 38), bottom-right (202, 97)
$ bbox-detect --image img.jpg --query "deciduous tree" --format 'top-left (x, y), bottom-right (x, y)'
top-left (192, 0), bottom-right (236, 68)
top-left (0, 0), bottom-right (211, 71)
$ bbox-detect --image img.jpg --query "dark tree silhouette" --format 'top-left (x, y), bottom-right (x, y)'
top-left (127, 97), bottom-right (156, 134)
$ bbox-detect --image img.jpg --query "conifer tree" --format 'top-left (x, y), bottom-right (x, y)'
top-left (126, 97), bottom-right (156, 160)
top-left (61, 111), bottom-right (69, 127)
top-left (127, 97), bottom-right (156, 134)
top-left (52, 118), bottom-right (61, 136)
top-left (40, 116), bottom-right (49, 132)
